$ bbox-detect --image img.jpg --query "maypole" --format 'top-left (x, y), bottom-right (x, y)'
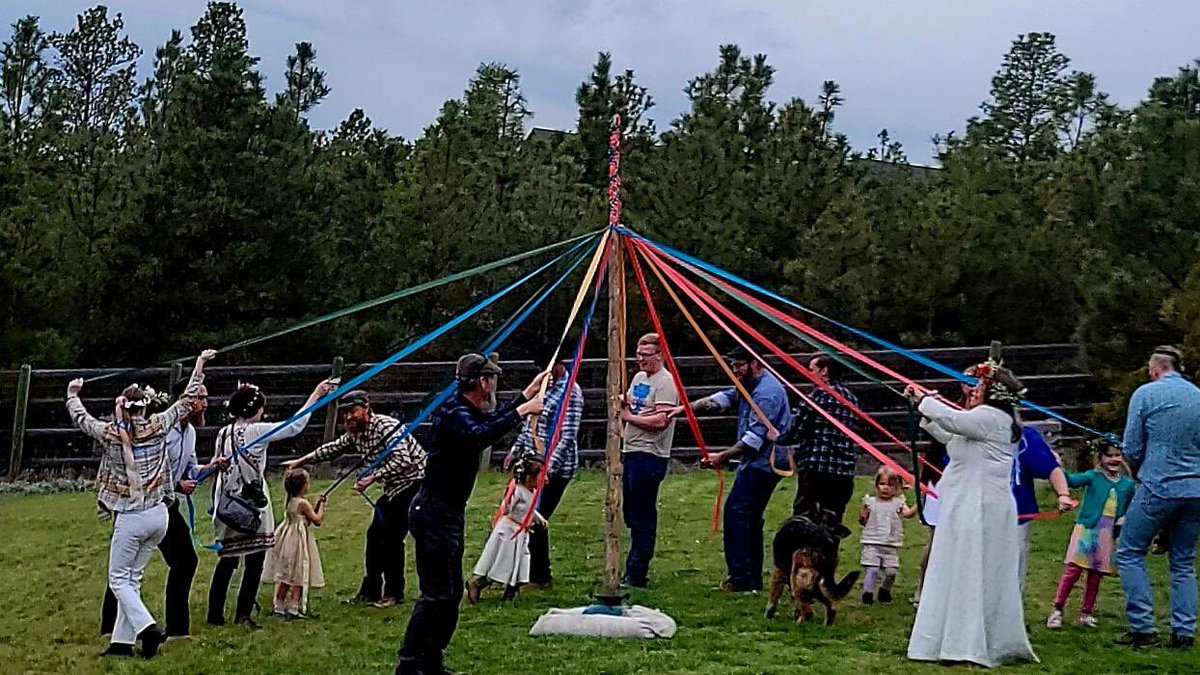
top-left (601, 113), bottom-right (627, 602)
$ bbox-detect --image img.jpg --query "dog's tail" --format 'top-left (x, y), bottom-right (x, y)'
top-left (821, 570), bottom-right (861, 601)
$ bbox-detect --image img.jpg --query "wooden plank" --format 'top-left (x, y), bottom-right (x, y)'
top-left (8, 365), bottom-right (32, 479)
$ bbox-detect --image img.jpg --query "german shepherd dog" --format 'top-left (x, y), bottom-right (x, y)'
top-left (765, 505), bottom-right (860, 625)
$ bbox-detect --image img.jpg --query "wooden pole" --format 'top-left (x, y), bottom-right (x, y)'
top-left (602, 233), bottom-right (626, 600)
top-left (990, 340), bottom-right (1003, 363)
top-left (601, 113), bottom-right (626, 601)
top-left (8, 364), bottom-right (32, 479)
top-left (322, 356), bottom-right (345, 443)
top-left (169, 361), bottom-right (183, 392)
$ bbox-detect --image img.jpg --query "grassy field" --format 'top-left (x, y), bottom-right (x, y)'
top-left (0, 469), bottom-right (1192, 674)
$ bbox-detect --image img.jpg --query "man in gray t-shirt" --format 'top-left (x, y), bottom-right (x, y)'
top-left (620, 333), bottom-right (679, 587)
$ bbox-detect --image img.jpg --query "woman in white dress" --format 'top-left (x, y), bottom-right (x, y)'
top-left (206, 379), bottom-right (332, 627)
top-left (905, 363), bottom-right (1037, 668)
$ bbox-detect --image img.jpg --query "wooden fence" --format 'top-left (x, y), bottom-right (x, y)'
top-left (1, 344), bottom-right (1102, 477)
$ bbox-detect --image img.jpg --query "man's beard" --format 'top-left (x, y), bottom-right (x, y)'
top-left (481, 390), bottom-right (498, 413)
top-left (346, 416), bottom-right (367, 434)
top-left (739, 372), bottom-right (757, 391)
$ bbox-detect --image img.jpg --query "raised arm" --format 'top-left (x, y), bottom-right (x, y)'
top-left (65, 379), bottom-right (109, 441)
top-left (154, 350), bottom-right (216, 431)
top-left (917, 395), bottom-right (1001, 442)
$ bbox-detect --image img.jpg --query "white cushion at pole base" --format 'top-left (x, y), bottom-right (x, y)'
top-left (529, 605), bottom-right (677, 639)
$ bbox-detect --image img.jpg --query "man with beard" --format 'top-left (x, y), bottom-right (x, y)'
top-left (100, 378), bottom-right (223, 640)
top-left (285, 390), bottom-right (427, 609)
top-left (396, 353), bottom-right (544, 675)
top-left (672, 346), bottom-right (793, 593)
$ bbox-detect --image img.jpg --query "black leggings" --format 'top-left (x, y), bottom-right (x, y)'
top-left (208, 551), bottom-right (265, 623)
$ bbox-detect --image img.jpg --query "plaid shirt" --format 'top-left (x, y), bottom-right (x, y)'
top-left (792, 381), bottom-right (859, 478)
top-left (68, 374), bottom-right (204, 514)
top-left (510, 377), bottom-right (584, 479)
top-left (311, 413), bottom-right (426, 498)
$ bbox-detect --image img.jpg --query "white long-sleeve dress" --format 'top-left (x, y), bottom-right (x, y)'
top-left (907, 396), bottom-right (1036, 668)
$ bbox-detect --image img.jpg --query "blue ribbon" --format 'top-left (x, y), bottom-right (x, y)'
top-left (620, 227), bottom-right (1121, 445)
top-left (356, 240), bottom-right (597, 479)
top-left (195, 233), bottom-right (601, 485)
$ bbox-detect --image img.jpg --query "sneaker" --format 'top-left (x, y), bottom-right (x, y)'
top-left (1077, 614), bottom-right (1098, 628)
top-left (372, 597), bottom-right (401, 609)
top-left (344, 594), bottom-right (377, 605)
top-left (1114, 632), bottom-right (1159, 648)
top-left (862, 591), bottom-right (875, 606)
top-left (878, 588), bottom-right (893, 604)
top-left (1046, 609), bottom-right (1063, 629)
top-left (621, 577), bottom-right (649, 589)
top-left (285, 611), bottom-right (310, 621)
top-left (1169, 633), bottom-right (1195, 649)
top-left (164, 634), bottom-right (192, 643)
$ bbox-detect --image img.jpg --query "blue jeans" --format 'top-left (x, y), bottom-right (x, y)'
top-left (1115, 487), bottom-right (1200, 637)
top-left (723, 467), bottom-right (782, 590)
top-left (622, 452), bottom-right (669, 585)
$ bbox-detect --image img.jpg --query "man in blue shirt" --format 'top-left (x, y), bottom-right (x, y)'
top-left (1116, 346), bottom-right (1200, 649)
top-left (681, 346), bottom-right (793, 593)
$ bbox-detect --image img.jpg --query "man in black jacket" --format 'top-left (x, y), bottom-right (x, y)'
top-left (396, 353), bottom-right (544, 675)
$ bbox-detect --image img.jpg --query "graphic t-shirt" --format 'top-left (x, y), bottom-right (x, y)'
top-left (622, 368), bottom-right (679, 458)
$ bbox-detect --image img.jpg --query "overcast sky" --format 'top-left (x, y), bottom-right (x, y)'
top-left (11, 1), bottom-right (1199, 163)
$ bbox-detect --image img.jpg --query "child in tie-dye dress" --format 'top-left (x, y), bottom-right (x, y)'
top-left (1047, 444), bottom-right (1136, 629)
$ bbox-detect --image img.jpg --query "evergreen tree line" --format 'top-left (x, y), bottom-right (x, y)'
top-left (2, 4), bottom-right (1199, 407)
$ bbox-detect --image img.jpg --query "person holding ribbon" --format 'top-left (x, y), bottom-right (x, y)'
top-left (502, 345), bottom-right (584, 588)
top-left (66, 349), bottom-right (215, 658)
top-left (396, 353), bottom-right (544, 675)
top-left (207, 377), bottom-right (334, 629)
top-left (99, 376), bottom-right (226, 640)
top-left (285, 389), bottom-right (427, 609)
top-left (905, 362), bottom-right (1036, 668)
top-left (673, 345), bottom-right (792, 594)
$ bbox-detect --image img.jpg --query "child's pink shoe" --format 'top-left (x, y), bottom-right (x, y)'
top-left (1046, 609), bottom-right (1063, 629)
top-left (1078, 614), bottom-right (1098, 628)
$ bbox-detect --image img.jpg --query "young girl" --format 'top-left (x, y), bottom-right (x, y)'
top-left (859, 467), bottom-right (917, 604)
top-left (1047, 443), bottom-right (1136, 629)
top-left (264, 468), bottom-right (326, 620)
top-left (466, 455), bottom-right (548, 604)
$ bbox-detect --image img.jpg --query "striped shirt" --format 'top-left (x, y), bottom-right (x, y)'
top-left (68, 374), bottom-right (205, 514)
top-left (510, 377), bottom-right (585, 478)
top-left (310, 413), bottom-right (426, 498)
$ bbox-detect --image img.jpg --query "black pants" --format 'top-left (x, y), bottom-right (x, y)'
top-left (622, 452), bottom-right (669, 585)
top-left (360, 484), bottom-right (418, 601)
top-left (100, 500), bottom-right (198, 637)
top-left (397, 491), bottom-right (466, 675)
top-left (793, 468), bottom-right (855, 523)
top-left (207, 550), bottom-right (266, 623)
top-left (528, 474), bottom-right (571, 585)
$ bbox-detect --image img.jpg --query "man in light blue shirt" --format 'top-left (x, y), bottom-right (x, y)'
top-left (684, 346), bottom-right (793, 593)
top-left (1116, 346), bottom-right (1200, 649)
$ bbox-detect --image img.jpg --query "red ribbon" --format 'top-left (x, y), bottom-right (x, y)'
top-left (626, 237), bottom-right (725, 532)
top-left (634, 239), bottom-right (935, 496)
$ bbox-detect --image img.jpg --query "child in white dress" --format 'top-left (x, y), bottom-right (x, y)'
top-left (467, 455), bottom-right (547, 603)
top-left (263, 468), bottom-right (326, 619)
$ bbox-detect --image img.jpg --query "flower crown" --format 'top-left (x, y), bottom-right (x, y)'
top-left (120, 386), bottom-right (171, 409)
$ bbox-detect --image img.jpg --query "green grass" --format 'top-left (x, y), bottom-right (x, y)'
top-left (0, 470), bottom-right (1192, 674)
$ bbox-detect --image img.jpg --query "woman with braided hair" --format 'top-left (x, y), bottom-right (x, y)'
top-left (905, 362), bottom-right (1037, 668)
